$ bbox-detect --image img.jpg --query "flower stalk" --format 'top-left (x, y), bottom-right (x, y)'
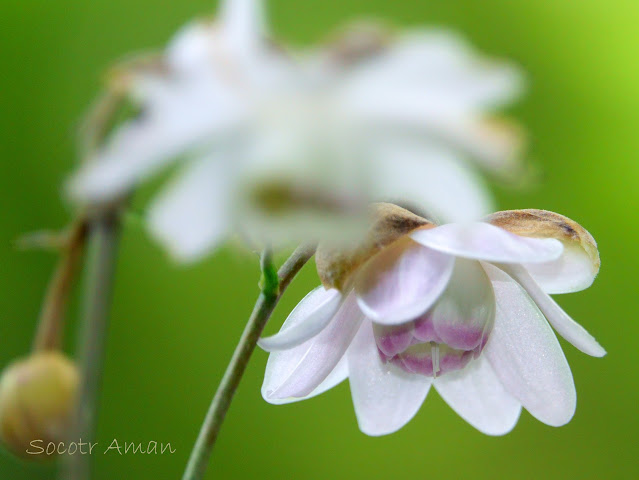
top-left (61, 209), bottom-right (122, 480)
top-left (181, 244), bottom-right (316, 480)
top-left (60, 87), bottom-right (127, 479)
top-left (32, 220), bottom-right (88, 352)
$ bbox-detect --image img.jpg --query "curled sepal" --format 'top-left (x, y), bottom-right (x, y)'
top-left (486, 209), bottom-right (600, 293)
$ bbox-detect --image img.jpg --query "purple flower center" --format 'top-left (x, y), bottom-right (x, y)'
top-left (373, 312), bottom-right (492, 377)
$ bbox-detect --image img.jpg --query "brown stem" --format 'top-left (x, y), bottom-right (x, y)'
top-left (32, 221), bottom-right (88, 352)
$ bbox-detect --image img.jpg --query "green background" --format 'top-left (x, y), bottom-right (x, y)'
top-left (1, 0), bottom-right (637, 478)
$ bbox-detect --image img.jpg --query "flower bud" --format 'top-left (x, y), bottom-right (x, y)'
top-left (0, 352), bottom-right (78, 459)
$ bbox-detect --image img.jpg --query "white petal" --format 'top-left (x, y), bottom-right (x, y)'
top-left (372, 141), bottom-right (494, 223)
top-left (218, 0), bottom-right (266, 54)
top-left (411, 222), bottom-right (563, 264)
top-left (262, 354), bottom-right (348, 405)
top-left (342, 30), bottom-right (522, 118)
top-left (263, 292), bottom-right (364, 400)
top-left (166, 22), bottom-right (218, 75)
top-left (68, 78), bottom-right (243, 203)
top-left (261, 291), bottom-right (348, 404)
top-left (146, 154), bottom-right (231, 262)
top-left (482, 264), bottom-right (576, 427)
top-left (354, 239), bottom-right (454, 325)
top-left (258, 287), bottom-right (342, 351)
top-left (521, 243), bottom-right (599, 294)
top-left (347, 321), bottom-right (432, 436)
top-left (501, 265), bottom-right (606, 357)
top-left (434, 356), bottom-right (521, 436)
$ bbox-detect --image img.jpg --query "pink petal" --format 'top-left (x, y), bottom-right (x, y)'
top-left (354, 239), bottom-right (454, 325)
top-left (430, 259), bottom-right (495, 350)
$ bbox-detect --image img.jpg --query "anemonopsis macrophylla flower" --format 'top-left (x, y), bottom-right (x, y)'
top-left (314, 22), bottom-right (526, 223)
top-left (68, 0), bottom-right (526, 263)
top-left (67, 0), bottom-right (335, 261)
top-left (259, 203), bottom-right (604, 436)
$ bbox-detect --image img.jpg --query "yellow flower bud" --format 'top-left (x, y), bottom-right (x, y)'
top-left (0, 352), bottom-right (78, 459)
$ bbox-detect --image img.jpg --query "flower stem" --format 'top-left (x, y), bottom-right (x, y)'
top-left (61, 210), bottom-right (122, 480)
top-left (32, 220), bottom-right (87, 352)
top-left (181, 244), bottom-right (316, 480)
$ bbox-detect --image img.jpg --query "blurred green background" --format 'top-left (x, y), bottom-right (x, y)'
top-left (1, 0), bottom-right (638, 478)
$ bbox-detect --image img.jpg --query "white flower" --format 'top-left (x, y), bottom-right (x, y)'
top-left (314, 23), bottom-right (524, 222)
top-left (260, 204), bottom-right (605, 436)
top-left (69, 0), bottom-right (308, 261)
top-left (68, 0), bottom-right (524, 262)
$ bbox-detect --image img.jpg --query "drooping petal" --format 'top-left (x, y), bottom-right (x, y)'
top-left (146, 154), bottom-right (231, 262)
top-left (354, 238), bottom-right (455, 325)
top-left (485, 209), bottom-right (600, 293)
top-left (258, 287), bottom-right (342, 351)
top-left (430, 259), bottom-right (495, 350)
top-left (348, 321), bottom-right (432, 436)
top-left (482, 264), bottom-right (576, 427)
top-left (411, 222), bottom-right (563, 264)
top-left (262, 298), bottom-right (349, 405)
top-left (371, 140), bottom-right (494, 223)
top-left (434, 356), bottom-right (521, 436)
top-left (501, 265), bottom-right (606, 357)
top-left (262, 353), bottom-right (349, 405)
top-left (264, 292), bottom-right (364, 400)
top-left (261, 292), bottom-right (352, 404)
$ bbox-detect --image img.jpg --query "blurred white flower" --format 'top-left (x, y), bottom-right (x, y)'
top-left (69, 0), bottom-right (304, 261)
top-left (314, 23), bottom-right (524, 222)
top-left (260, 205), bottom-right (604, 436)
top-left (68, 0), bottom-right (525, 262)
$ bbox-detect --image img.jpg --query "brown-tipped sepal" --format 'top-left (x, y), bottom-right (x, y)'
top-left (485, 209), bottom-right (600, 293)
top-left (316, 203), bottom-right (435, 291)
top-left (0, 352), bottom-right (79, 460)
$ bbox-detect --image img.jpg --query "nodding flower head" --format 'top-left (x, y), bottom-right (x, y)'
top-left (259, 203), bottom-right (604, 436)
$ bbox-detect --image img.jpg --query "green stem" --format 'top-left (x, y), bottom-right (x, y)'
top-left (181, 244), bottom-right (316, 480)
top-left (60, 210), bottom-right (122, 480)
